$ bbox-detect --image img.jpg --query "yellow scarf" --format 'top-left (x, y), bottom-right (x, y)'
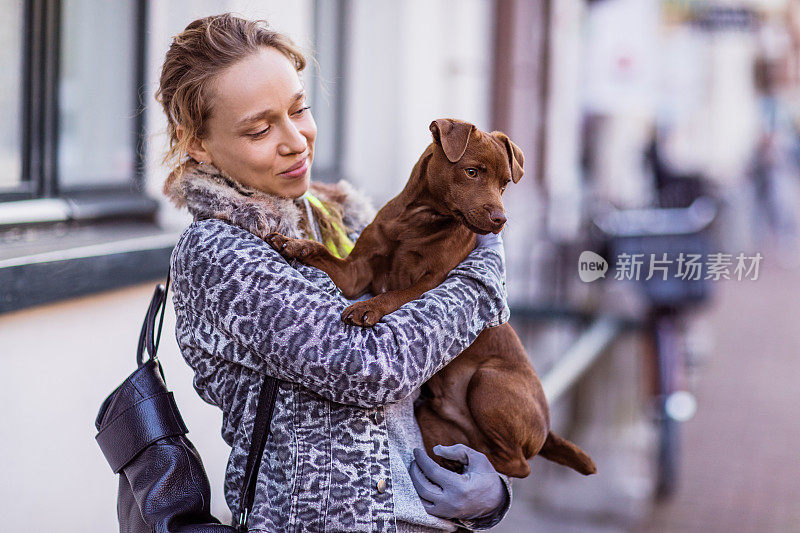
top-left (302, 192), bottom-right (355, 259)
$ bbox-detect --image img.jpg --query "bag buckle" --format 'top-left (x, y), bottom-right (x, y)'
top-left (237, 509), bottom-right (248, 531)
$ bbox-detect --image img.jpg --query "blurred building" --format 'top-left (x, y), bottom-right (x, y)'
top-left (2, 0), bottom-right (799, 532)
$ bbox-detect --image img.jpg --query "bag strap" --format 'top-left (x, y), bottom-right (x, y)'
top-left (140, 265), bottom-right (278, 530)
top-left (237, 375), bottom-right (278, 531)
top-left (136, 266), bottom-right (171, 367)
top-left (150, 267), bottom-right (170, 359)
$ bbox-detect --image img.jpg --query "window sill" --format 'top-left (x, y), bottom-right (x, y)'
top-left (0, 193), bottom-right (159, 227)
top-left (0, 219), bottom-right (181, 314)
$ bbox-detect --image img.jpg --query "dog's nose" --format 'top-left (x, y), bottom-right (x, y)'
top-left (485, 206), bottom-right (507, 226)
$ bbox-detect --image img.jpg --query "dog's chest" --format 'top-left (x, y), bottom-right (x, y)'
top-left (374, 228), bottom-right (472, 293)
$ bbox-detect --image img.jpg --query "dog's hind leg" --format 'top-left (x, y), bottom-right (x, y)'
top-left (464, 365), bottom-right (547, 478)
top-left (414, 400), bottom-right (473, 473)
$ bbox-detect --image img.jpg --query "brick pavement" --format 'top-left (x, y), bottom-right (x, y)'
top-left (635, 260), bottom-right (800, 533)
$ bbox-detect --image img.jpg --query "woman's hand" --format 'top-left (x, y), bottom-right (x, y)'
top-left (409, 444), bottom-right (508, 520)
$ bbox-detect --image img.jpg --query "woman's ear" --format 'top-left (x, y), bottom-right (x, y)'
top-left (177, 125), bottom-right (212, 164)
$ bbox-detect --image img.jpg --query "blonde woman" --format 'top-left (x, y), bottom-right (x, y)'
top-left (159, 14), bottom-right (511, 532)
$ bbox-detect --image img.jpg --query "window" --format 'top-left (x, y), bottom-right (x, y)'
top-left (0, 0), bottom-right (168, 315)
top-left (0, 0), bottom-right (148, 208)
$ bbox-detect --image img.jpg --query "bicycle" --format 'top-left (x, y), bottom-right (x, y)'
top-left (593, 196), bottom-right (718, 498)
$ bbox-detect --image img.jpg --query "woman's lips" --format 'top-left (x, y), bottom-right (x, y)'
top-left (280, 158), bottom-right (309, 179)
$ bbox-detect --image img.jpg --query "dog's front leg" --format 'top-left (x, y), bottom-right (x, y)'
top-left (266, 233), bottom-right (373, 298)
top-left (267, 233), bottom-right (331, 263)
top-left (342, 272), bottom-right (444, 326)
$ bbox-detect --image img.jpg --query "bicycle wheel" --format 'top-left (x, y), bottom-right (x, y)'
top-left (652, 311), bottom-right (682, 499)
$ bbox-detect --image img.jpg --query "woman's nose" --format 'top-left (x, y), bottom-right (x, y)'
top-left (278, 120), bottom-right (308, 155)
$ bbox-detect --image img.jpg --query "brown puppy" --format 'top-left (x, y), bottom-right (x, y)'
top-left (267, 119), bottom-right (596, 478)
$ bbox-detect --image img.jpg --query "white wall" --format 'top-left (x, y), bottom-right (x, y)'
top-left (0, 282), bottom-right (231, 531)
top-left (343, 0), bottom-right (493, 204)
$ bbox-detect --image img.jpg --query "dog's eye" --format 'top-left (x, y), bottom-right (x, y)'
top-left (465, 168), bottom-right (478, 178)
top-left (500, 184), bottom-right (507, 193)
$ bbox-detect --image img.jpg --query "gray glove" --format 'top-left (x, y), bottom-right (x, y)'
top-left (474, 230), bottom-right (507, 291)
top-left (409, 444), bottom-right (507, 520)
top-left (474, 230), bottom-right (505, 258)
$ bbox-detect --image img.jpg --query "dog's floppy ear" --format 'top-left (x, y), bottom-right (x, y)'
top-left (430, 119), bottom-right (474, 163)
top-left (492, 131), bottom-right (524, 183)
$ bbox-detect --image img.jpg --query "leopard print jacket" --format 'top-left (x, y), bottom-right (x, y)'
top-left (167, 163), bottom-right (511, 532)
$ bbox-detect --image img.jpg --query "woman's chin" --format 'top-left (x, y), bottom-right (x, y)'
top-left (280, 172), bottom-right (311, 199)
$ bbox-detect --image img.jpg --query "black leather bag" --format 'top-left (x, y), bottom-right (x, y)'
top-left (95, 270), bottom-right (278, 532)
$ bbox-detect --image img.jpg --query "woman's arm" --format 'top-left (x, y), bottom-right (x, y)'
top-left (172, 218), bottom-right (509, 408)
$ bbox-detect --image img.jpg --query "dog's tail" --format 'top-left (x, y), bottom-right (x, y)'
top-left (538, 431), bottom-right (597, 475)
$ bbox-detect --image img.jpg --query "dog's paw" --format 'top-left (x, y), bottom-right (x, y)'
top-left (266, 232), bottom-right (290, 254)
top-left (342, 300), bottom-right (385, 327)
top-left (437, 456), bottom-right (467, 475)
top-left (266, 233), bottom-right (320, 262)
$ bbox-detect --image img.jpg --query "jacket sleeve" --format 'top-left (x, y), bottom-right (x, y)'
top-left (171, 219), bottom-right (509, 408)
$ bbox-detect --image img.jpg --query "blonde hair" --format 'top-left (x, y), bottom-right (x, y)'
top-left (156, 13), bottom-right (306, 184)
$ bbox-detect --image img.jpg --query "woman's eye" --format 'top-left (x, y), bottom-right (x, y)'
top-left (465, 168), bottom-right (478, 178)
top-left (248, 126), bottom-right (270, 139)
top-left (294, 105), bottom-right (311, 116)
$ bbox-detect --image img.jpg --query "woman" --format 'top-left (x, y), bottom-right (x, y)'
top-left (159, 14), bottom-right (512, 532)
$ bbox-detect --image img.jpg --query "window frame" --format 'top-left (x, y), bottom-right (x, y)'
top-left (310, 0), bottom-right (350, 184)
top-left (0, 0), bottom-right (149, 207)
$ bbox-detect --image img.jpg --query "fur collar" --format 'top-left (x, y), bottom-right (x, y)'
top-left (163, 162), bottom-right (376, 241)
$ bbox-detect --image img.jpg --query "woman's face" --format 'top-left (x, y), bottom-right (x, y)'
top-left (190, 47), bottom-right (317, 199)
